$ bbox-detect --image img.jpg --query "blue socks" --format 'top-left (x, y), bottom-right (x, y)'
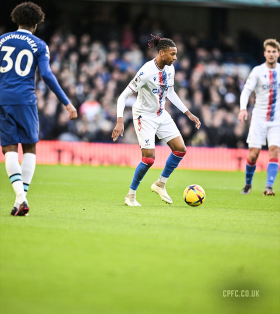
top-left (266, 158), bottom-right (279, 188)
top-left (245, 159), bottom-right (256, 186)
top-left (130, 151), bottom-right (186, 191)
top-left (245, 158), bottom-right (279, 188)
top-left (130, 158), bottom-right (154, 191)
top-left (161, 151), bottom-right (186, 180)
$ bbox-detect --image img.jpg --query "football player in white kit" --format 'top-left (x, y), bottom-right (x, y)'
top-left (112, 34), bottom-right (201, 206)
top-left (239, 39), bottom-right (280, 196)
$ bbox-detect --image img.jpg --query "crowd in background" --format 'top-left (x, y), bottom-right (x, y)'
top-left (32, 22), bottom-right (257, 147)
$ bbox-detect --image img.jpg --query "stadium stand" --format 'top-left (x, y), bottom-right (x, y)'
top-left (33, 23), bottom-right (254, 148)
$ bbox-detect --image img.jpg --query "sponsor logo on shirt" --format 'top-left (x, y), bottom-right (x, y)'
top-left (262, 83), bottom-right (280, 90)
top-left (152, 86), bottom-right (170, 94)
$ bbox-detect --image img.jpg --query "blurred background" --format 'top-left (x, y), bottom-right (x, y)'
top-left (1, 0), bottom-right (280, 149)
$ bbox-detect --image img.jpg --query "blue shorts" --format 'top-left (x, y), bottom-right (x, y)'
top-left (0, 105), bottom-right (39, 146)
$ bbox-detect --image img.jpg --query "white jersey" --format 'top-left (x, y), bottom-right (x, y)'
top-left (128, 59), bottom-right (175, 116)
top-left (244, 62), bottom-right (280, 122)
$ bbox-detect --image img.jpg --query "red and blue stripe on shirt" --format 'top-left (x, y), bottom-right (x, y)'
top-left (267, 70), bottom-right (277, 121)
top-left (157, 70), bottom-right (168, 117)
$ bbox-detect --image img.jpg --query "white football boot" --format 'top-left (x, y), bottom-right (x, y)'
top-left (151, 181), bottom-right (173, 204)
top-left (124, 194), bottom-right (141, 206)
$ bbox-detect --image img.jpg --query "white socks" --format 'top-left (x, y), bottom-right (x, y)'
top-left (21, 153), bottom-right (36, 195)
top-left (5, 152), bottom-right (26, 205)
top-left (14, 153), bottom-right (36, 208)
top-left (129, 188), bottom-right (136, 195)
top-left (159, 175), bottom-right (168, 184)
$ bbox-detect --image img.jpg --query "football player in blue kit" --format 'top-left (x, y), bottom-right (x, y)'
top-left (0, 2), bottom-right (77, 216)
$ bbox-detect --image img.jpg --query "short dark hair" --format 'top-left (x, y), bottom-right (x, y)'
top-left (11, 2), bottom-right (45, 27)
top-left (148, 34), bottom-right (176, 52)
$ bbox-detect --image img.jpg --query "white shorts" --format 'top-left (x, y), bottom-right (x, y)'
top-left (132, 109), bottom-right (181, 149)
top-left (247, 112), bottom-right (280, 148)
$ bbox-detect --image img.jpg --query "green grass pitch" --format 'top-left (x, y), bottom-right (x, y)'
top-left (0, 163), bottom-right (279, 314)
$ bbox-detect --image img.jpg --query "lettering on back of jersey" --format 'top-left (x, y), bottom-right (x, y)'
top-left (0, 34), bottom-right (38, 53)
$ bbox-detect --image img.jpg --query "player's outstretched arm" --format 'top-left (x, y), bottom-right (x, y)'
top-left (38, 61), bottom-right (77, 117)
top-left (112, 117), bottom-right (124, 142)
top-left (185, 111), bottom-right (201, 129)
top-left (66, 103), bottom-right (78, 120)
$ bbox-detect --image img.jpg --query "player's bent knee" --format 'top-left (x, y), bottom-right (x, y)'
top-left (172, 150), bottom-right (187, 158)
top-left (248, 155), bottom-right (258, 163)
top-left (248, 148), bottom-right (260, 163)
top-left (269, 145), bottom-right (280, 154)
top-left (176, 145), bottom-right (187, 153)
top-left (142, 157), bottom-right (155, 167)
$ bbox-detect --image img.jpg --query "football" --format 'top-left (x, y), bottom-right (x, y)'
top-left (183, 184), bottom-right (206, 206)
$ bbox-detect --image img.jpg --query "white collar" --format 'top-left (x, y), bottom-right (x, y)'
top-left (17, 29), bottom-right (32, 34)
top-left (154, 58), bottom-right (164, 71)
top-left (264, 62), bottom-right (279, 70)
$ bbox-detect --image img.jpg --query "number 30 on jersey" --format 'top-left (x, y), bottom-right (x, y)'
top-left (0, 46), bottom-right (33, 76)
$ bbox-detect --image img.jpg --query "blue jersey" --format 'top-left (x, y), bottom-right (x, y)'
top-left (0, 29), bottom-right (69, 106)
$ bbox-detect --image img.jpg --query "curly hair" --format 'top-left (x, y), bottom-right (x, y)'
top-left (148, 34), bottom-right (176, 52)
top-left (11, 2), bottom-right (45, 27)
